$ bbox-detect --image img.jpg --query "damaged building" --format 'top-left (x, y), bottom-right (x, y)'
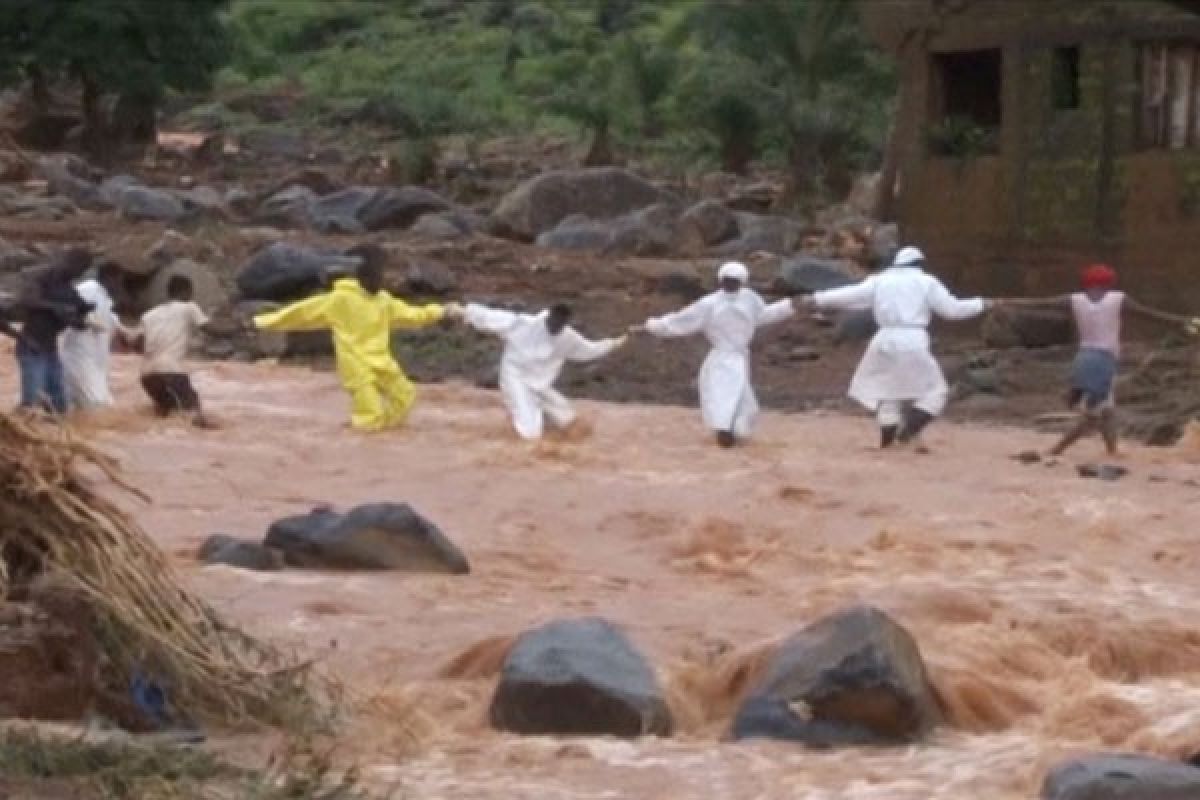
top-left (862, 0), bottom-right (1200, 307)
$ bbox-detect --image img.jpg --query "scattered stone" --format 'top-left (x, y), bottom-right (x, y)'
top-left (678, 199), bottom-right (739, 248)
top-left (253, 185), bottom-right (318, 229)
top-left (97, 174), bottom-right (140, 207)
top-left (37, 156), bottom-right (106, 210)
top-left (717, 212), bottom-right (804, 257)
top-left (0, 189), bottom-right (76, 221)
top-left (116, 185), bottom-right (187, 222)
top-left (197, 534), bottom-right (283, 572)
top-left (235, 242), bottom-right (359, 303)
top-left (1013, 450), bottom-right (1043, 464)
top-left (358, 186), bottom-right (454, 231)
top-left (405, 261), bottom-right (459, 295)
top-left (1041, 753), bottom-right (1200, 800)
top-left (1078, 464), bottom-right (1128, 481)
top-left (983, 308), bottom-right (1074, 349)
top-left (309, 186), bottom-right (375, 234)
top-left (262, 167), bottom-right (340, 198)
top-left (263, 503), bottom-right (469, 573)
top-left (779, 256), bottom-right (859, 294)
top-left (489, 617), bottom-right (673, 737)
top-left (225, 187), bottom-right (255, 216)
top-left (732, 605), bottom-right (942, 746)
top-left (0, 236), bottom-right (37, 271)
top-left (489, 167), bottom-right (664, 241)
top-left (132, 259), bottom-right (224, 313)
top-left (410, 209), bottom-right (481, 239)
top-left (240, 128), bottom-right (307, 160)
top-left (173, 185), bottom-right (225, 218)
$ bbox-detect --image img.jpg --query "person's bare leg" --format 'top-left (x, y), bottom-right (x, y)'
top-left (1049, 414), bottom-right (1094, 456)
top-left (1100, 408), bottom-right (1119, 456)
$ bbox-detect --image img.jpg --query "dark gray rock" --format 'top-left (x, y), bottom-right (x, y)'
top-left (1041, 754), bottom-right (1200, 800)
top-left (240, 128), bottom-right (307, 160)
top-left (678, 199), bottom-right (738, 247)
top-left (310, 186), bottom-right (375, 234)
top-left (97, 174), bottom-right (140, 207)
top-left (263, 503), bottom-right (469, 573)
top-left (117, 185), bottom-right (187, 222)
top-left (732, 605), bottom-right (942, 747)
top-left (39, 158), bottom-right (107, 210)
top-left (405, 261), bottom-right (459, 295)
top-left (490, 167), bottom-right (664, 241)
top-left (982, 309), bottom-right (1074, 349)
top-left (534, 214), bottom-right (612, 252)
top-left (358, 186), bottom-right (454, 231)
top-left (535, 203), bottom-right (680, 257)
top-left (779, 256), bottom-right (859, 294)
top-left (254, 185), bottom-right (318, 229)
top-left (235, 242), bottom-right (359, 303)
top-left (198, 534), bottom-right (284, 572)
top-left (225, 187), bottom-right (255, 216)
top-left (410, 209), bottom-right (481, 239)
top-left (174, 186), bottom-right (225, 218)
top-left (717, 212), bottom-right (804, 257)
top-left (489, 617), bottom-right (672, 737)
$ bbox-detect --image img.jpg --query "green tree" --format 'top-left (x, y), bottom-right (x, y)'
top-left (0, 0), bottom-right (231, 159)
top-left (680, 0), bottom-right (892, 202)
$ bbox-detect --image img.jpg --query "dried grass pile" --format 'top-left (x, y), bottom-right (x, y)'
top-left (0, 412), bottom-right (317, 727)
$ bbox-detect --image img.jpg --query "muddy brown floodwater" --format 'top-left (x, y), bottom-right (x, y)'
top-left (8, 351), bottom-right (1200, 800)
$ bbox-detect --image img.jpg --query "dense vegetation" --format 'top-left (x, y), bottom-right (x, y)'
top-left (222, 0), bottom-right (895, 201)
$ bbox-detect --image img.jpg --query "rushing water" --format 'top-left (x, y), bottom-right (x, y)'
top-left (80, 357), bottom-right (1200, 800)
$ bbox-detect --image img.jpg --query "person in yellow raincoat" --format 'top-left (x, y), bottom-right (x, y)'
top-left (253, 246), bottom-right (458, 431)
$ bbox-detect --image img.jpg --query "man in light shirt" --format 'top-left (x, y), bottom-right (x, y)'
top-left (131, 275), bottom-right (213, 428)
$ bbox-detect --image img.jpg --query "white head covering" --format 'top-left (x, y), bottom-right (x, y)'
top-left (717, 261), bottom-right (749, 283)
top-left (893, 246), bottom-right (925, 267)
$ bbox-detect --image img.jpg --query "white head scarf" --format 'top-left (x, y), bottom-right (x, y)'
top-left (717, 261), bottom-right (749, 283)
top-left (893, 246), bottom-right (925, 267)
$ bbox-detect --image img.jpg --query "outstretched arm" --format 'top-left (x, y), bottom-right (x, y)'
top-left (928, 279), bottom-right (987, 321)
top-left (812, 277), bottom-right (877, 312)
top-left (644, 297), bottom-right (712, 338)
top-left (564, 329), bottom-right (624, 362)
top-left (386, 294), bottom-right (444, 329)
top-left (1125, 296), bottom-right (1190, 326)
top-left (757, 297), bottom-right (795, 328)
top-left (994, 294), bottom-right (1071, 310)
top-left (254, 293), bottom-right (332, 332)
top-left (464, 303), bottom-right (521, 336)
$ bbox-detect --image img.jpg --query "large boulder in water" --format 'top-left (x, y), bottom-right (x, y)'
top-left (1041, 754), bottom-right (1200, 799)
top-left (982, 308), bottom-right (1073, 349)
top-left (358, 186), bottom-right (454, 231)
top-left (732, 605), bottom-right (942, 746)
top-left (198, 534), bottom-right (284, 572)
top-left (489, 617), bottom-right (673, 737)
top-left (489, 167), bottom-right (664, 241)
top-left (235, 242), bottom-right (359, 303)
top-left (263, 503), bottom-right (469, 573)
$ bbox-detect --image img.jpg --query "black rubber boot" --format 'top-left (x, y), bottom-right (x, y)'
top-left (880, 425), bottom-right (898, 448)
top-left (898, 409), bottom-right (934, 443)
top-left (716, 430), bottom-right (736, 448)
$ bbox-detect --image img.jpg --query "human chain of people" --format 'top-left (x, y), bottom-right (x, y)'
top-left (5, 244), bottom-right (1196, 459)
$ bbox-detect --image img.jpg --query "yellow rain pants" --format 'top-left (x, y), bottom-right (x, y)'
top-left (254, 278), bottom-right (444, 431)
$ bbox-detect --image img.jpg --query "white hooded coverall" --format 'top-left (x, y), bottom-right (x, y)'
top-left (465, 303), bottom-right (621, 439)
top-left (60, 279), bottom-right (119, 409)
top-left (813, 249), bottom-right (984, 427)
top-left (644, 262), bottom-right (793, 437)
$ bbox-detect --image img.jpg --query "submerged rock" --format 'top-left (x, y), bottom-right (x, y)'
top-left (489, 617), bottom-right (672, 737)
top-left (1041, 754), bottom-right (1200, 800)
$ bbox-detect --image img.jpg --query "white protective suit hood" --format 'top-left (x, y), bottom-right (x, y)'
top-left (717, 261), bottom-right (749, 284)
top-left (892, 246), bottom-right (925, 267)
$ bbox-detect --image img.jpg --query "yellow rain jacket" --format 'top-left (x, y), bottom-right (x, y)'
top-left (254, 278), bottom-right (444, 431)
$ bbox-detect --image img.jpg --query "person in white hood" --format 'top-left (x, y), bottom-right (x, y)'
top-left (804, 246), bottom-right (990, 448)
top-left (464, 302), bottom-right (626, 439)
top-left (60, 262), bottom-right (130, 410)
top-left (635, 261), bottom-right (794, 447)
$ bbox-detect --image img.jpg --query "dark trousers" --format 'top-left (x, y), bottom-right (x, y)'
top-left (16, 341), bottom-right (66, 413)
top-left (140, 373), bottom-right (200, 416)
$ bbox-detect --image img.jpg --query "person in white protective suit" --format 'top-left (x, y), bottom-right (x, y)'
top-left (60, 261), bottom-right (131, 410)
top-left (634, 261), bottom-right (794, 448)
top-left (464, 302), bottom-right (626, 439)
top-left (804, 246), bottom-right (991, 449)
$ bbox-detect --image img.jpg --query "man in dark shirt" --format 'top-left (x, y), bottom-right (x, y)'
top-left (15, 248), bottom-right (94, 413)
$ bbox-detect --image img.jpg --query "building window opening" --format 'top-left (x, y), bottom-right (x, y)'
top-left (1052, 46), bottom-right (1081, 110)
top-left (1139, 42), bottom-right (1200, 149)
top-left (928, 48), bottom-right (1002, 155)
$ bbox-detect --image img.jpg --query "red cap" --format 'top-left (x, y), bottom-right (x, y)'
top-left (1081, 263), bottom-right (1117, 289)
